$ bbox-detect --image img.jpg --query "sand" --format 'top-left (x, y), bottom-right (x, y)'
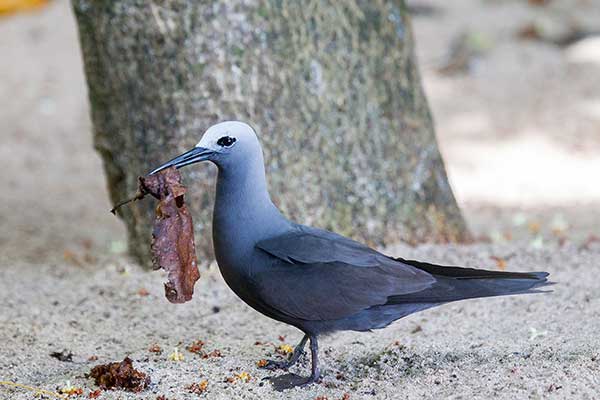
top-left (1, 0), bottom-right (599, 399)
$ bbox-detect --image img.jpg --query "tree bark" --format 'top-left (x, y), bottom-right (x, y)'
top-left (72, 0), bottom-right (471, 266)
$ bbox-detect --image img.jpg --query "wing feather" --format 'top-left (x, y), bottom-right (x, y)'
top-left (252, 225), bottom-right (436, 321)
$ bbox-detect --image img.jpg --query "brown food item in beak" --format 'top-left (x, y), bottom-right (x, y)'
top-left (111, 167), bottom-right (200, 304)
top-left (141, 167), bottom-right (200, 303)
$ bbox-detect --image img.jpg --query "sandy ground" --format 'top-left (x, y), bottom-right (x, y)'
top-left (1, 241), bottom-right (599, 400)
top-left (1, 0), bottom-right (600, 399)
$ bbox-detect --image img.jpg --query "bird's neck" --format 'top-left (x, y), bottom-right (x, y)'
top-left (213, 158), bottom-right (288, 245)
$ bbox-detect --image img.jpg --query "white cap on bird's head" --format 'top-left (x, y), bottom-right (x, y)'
top-left (149, 121), bottom-right (262, 175)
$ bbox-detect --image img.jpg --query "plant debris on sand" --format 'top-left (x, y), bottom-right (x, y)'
top-left (88, 357), bottom-right (150, 392)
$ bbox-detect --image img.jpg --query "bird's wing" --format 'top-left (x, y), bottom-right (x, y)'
top-left (256, 224), bottom-right (390, 267)
top-left (253, 225), bottom-right (436, 321)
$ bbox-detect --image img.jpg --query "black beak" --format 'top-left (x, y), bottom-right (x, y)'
top-left (148, 147), bottom-right (214, 175)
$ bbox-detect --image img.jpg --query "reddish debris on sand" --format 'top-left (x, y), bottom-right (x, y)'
top-left (186, 340), bottom-right (222, 358)
top-left (186, 381), bottom-right (208, 394)
top-left (186, 340), bottom-right (205, 354)
top-left (88, 389), bottom-right (102, 398)
top-left (88, 357), bottom-right (150, 392)
top-left (257, 359), bottom-right (268, 367)
top-left (202, 349), bottom-right (222, 359)
top-left (148, 344), bottom-right (162, 354)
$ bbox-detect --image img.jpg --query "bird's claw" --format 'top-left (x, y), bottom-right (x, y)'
top-left (259, 359), bottom-right (291, 371)
top-left (298, 373), bottom-right (321, 387)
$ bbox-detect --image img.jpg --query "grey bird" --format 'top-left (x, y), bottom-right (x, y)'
top-left (149, 121), bottom-right (550, 386)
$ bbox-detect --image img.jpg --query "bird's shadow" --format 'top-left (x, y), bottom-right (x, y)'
top-left (265, 373), bottom-right (308, 391)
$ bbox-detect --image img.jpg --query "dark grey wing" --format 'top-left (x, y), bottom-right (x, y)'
top-left (257, 224), bottom-right (390, 267)
top-left (253, 225), bottom-right (436, 321)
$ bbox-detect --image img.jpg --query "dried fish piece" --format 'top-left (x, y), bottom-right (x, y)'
top-left (111, 167), bottom-right (200, 304)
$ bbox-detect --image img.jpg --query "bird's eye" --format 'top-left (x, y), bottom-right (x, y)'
top-left (217, 136), bottom-right (236, 147)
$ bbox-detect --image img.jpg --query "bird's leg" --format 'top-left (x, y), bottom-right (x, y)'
top-left (300, 335), bottom-right (320, 386)
top-left (286, 334), bottom-right (309, 367)
top-left (261, 334), bottom-right (308, 370)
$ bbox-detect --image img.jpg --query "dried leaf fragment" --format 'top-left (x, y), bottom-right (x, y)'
top-left (276, 344), bottom-right (294, 355)
top-left (88, 357), bottom-right (150, 392)
top-left (235, 372), bottom-right (251, 383)
top-left (111, 167), bottom-right (200, 304)
top-left (145, 168), bottom-right (200, 303)
top-left (226, 372), bottom-right (251, 383)
top-left (186, 340), bottom-right (205, 354)
top-left (186, 380), bottom-right (208, 394)
top-left (148, 344), bottom-right (162, 354)
top-left (202, 349), bottom-right (222, 359)
top-left (256, 359), bottom-right (268, 367)
top-left (59, 381), bottom-right (83, 396)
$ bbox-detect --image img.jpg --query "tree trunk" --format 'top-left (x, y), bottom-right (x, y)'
top-left (72, 0), bottom-right (470, 266)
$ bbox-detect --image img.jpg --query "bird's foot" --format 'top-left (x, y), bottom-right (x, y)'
top-left (259, 358), bottom-right (294, 371)
top-left (298, 371), bottom-right (321, 387)
top-left (260, 345), bottom-right (305, 371)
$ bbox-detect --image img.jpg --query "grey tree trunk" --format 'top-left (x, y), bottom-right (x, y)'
top-left (72, 0), bottom-right (470, 266)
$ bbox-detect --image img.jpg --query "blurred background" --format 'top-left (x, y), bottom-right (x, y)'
top-left (1, 0), bottom-right (598, 264)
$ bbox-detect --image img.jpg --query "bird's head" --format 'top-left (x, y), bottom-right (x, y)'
top-left (149, 121), bottom-right (261, 175)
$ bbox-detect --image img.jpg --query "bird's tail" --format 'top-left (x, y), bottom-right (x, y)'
top-left (387, 257), bottom-right (552, 304)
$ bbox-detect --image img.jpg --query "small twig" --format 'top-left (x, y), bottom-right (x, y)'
top-left (110, 189), bottom-right (147, 214)
top-left (0, 381), bottom-right (67, 399)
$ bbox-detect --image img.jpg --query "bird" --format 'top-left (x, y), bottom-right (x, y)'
top-left (149, 121), bottom-right (551, 386)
